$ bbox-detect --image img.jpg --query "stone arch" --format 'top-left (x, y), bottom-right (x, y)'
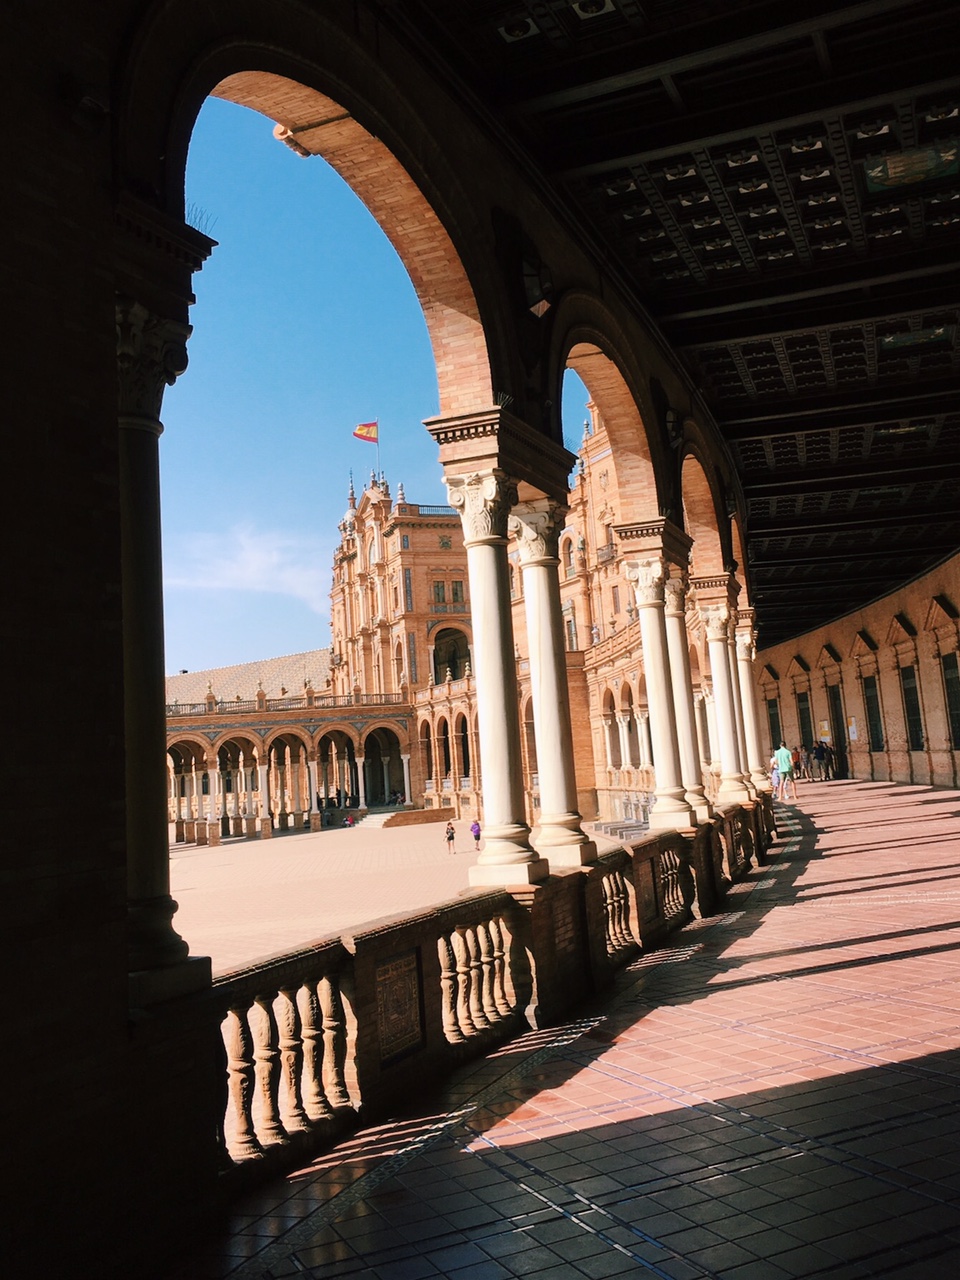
top-left (454, 712), bottom-right (471, 781)
top-left (117, 6), bottom-right (503, 416)
top-left (681, 451), bottom-right (726, 579)
top-left (730, 514), bottom-right (752, 607)
top-left (418, 720), bottom-right (434, 789)
top-left (436, 716), bottom-right (452, 780)
top-left (317, 728), bottom-right (357, 808)
top-left (522, 696), bottom-right (538, 778)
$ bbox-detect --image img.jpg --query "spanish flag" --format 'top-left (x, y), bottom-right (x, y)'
top-left (353, 420), bottom-right (379, 443)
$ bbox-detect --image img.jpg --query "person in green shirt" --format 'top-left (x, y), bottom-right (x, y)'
top-left (774, 742), bottom-right (796, 802)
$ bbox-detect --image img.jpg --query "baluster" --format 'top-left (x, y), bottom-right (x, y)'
top-left (222, 1006), bottom-right (263, 1161)
top-left (613, 870), bottom-right (632, 947)
top-left (276, 986), bottom-right (310, 1133)
top-left (451, 928), bottom-right (476, 1036)
top-left (297, 983), bottom-right (331, 1120)
top-left (489, 916), bottom-right (513, 1015)
top-left (438, 934), bottom-right (465, 1042)
top-left (252, 995), bottom-right (288, 1146)
top-left (601, 875), bottom-right (617, 954)
top-left (318, 975), bottom-right (350, 1108)
top-left (476, 921), bottom-right (500, 1024)
top-left (465, 926), bottom-right (489, 1029)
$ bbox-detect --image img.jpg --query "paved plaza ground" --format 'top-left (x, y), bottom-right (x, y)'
top-left (167, 780), bottom-right (960, 1279)
top-left (170, 816), bottom-right (621, 975)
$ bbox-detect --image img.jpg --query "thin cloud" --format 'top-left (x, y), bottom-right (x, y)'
top-left (165, 524), bottom-right (331, 615)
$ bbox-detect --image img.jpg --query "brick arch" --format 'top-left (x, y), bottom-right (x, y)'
top-left (730, 515), bottom-right (751, 607)
top-left (565, 341), bottom-right (660, 522)
top-left (681, 451), bottom-right (725, 578)
top-left (209, 72), bottom-right (491, 415)
top-left (116, 2), bottom-right (500, 418)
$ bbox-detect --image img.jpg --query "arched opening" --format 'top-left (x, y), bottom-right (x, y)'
top-left (419, 721), bottom-right (434, 794)
top-left (361, 727), bottom-right (403, 806)
top-left (455, 713), bottom-right (471, 782)
top-left (436, 717), bottom-right (452, 788)
top-left (602, 689), bottom-right (622, 770)
top-left (317, 730), bottom-right (357, 810)
top-left (216, 734), bottom-right (261, 836)
top-left (432, 627), bottom-right (470, 683)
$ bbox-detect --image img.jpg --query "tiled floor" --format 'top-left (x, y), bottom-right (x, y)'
top-left (167, 780), bottom-right (960, 1279)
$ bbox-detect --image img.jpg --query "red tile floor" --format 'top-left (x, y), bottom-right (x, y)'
top-left (167, 780), bottom-right (960, 1279)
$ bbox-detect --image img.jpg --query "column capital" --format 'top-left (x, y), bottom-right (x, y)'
top-left (509, 498), bottom-right (566, 567)
top-left (735, 630), bottom-right (756, 662)
top-left (116, 297), bottom-right (191, 423)
top-left (445, 470), bottom-right (517, 545)
top-left (701, 601), bottom-right (733, 642)
top-left (622, 556), bottom-right (667, 606)
top-left (663, 573), bottom-right (688, 618)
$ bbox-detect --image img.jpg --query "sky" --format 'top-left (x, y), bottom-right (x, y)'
top-left (161, 97), bottom-right (589, 674)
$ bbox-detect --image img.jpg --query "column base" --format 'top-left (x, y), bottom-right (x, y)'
top-left (648, 804), bottom-right (697, 831)
top-left (469, 857), bottom-right (549, 886)
top-left (260, 818), bottom-right (273, 840)
top-left (531, 812), bottom-right (598, 865)
top-left (309, 813), bottom-right (323, 832)
top-left (717, 778), bottom-right (751, 804)
top-left (684, 793), bottom-right (714, 824)
top-left (244, 816), bottom-right (258, 837)
top-left (207, 823), bottom-right (220, 847)
top-left (195, 821), bottom-right (208, 846)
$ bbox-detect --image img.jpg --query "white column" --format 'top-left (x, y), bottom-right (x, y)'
top-left (257, 759), bottom-right (271, 818)
top-left (616, 715), bottom-right (634, 768)
top-left (401, 752), bottom-right (413, 806)
top-left (727, 627), bottom-right (756, 796)
top-left (603, 715), bottom-right (618, 769)
top-left (382, 756), bottom-right (391, 800)
top-left (637, 711), bottom-right (652, 767)
top-left (208, 764), bottom-right (220, 823)
top-left (704, 686), bottom-right (721, 766)
top-left (702, 605), bottom-right (751, 803)
top-left (663, 576), bottom-right (712, 822)
top-left (623, 558), bottom-right (695, 829)
top-left (736, 623), bottom-right (772, 790)
top-left (510, 500), bottom-right (596, 865)
top-left (446, 472), bottom-right (545, 883)
top-left (356, 755), bottom-right (367, 809)
top-left (308, 758), bottom-right (318, 813)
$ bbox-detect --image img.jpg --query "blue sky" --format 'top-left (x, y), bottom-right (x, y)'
top-left (162, 97), bottom-right (589, 674)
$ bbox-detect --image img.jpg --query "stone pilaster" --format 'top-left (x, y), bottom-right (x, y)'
top-left (700, 602), bottom-right (751, 804)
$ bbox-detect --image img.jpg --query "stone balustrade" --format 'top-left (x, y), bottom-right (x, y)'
top-left (204, 799), bottom-right (772, 1188)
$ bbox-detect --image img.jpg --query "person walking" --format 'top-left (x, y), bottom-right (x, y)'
top-left (813, 741), bottom-right (827, 780)
top-left (774, 741), bottom-right (797, 802)
top-left (444, 821), bottom-right (456, 854)
top-left (470, 819), bottom-right (481, 851)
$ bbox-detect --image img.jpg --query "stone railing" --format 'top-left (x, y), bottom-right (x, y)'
top-left (203, 801), bottom-right (773, 1189)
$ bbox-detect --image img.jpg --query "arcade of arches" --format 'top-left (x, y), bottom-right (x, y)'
top-left (10, 4), bottom-right (959, 1278)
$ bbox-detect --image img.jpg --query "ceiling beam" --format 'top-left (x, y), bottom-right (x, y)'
top-left (748, 542), bottom-right (957, 567)
top-left (746, 507), bottom-right (960, 536)
top-left (514, 0), bottom-right (919, 115)
top-left (720, 384), bottom-right (960, 438)
top-left (658, 259), bottom-right (960, 326)
top-left (743, 459), bottom-right (960, 496)
top-left (675, 299), bottom-right (960, 352)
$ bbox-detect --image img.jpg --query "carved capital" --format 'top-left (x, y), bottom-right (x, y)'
top-left (735, 631), bottom-right (756, 662)
top-left (622, 557), bottom-right (666, 606)
top-left (116, 297), bottom-right (191, 423)
top-left (445, 470), bottom-right (517, 545)
top-left (508, 499), bottom-right (565, 566)
top-left (702, 603), bottom-right (732, 643)
top-left (663, 574), bottom-right (688, 617)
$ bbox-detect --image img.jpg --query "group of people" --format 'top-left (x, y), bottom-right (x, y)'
top-left (770, 739), bottom-right (838, 801)
top-left (445, 819), bottom-right (481, 854)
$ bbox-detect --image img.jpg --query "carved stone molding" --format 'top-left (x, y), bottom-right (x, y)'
top-left (116, 297), bottom-right (191, 423)
top-left (509, 499), bottom-right (565, 566)
top-left (622, 556), bottom-right (666, 606)
top-left (445, 470), bottom-right (517, 545)
top-left (735, 632), bottom-right (756, 662)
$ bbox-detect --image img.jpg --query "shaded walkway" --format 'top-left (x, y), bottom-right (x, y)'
top-left (168, 781), bottom-right (960, 1279)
